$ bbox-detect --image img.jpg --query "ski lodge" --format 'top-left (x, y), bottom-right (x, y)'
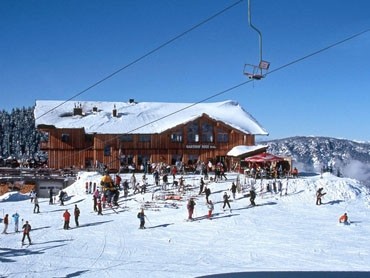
top-left (34, 99), bottom-right (268, 172)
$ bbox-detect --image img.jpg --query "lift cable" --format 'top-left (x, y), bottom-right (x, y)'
top-left (35, 0), bottom-right (244, 121)
top-left (55, 27), bottom-right (370, 168)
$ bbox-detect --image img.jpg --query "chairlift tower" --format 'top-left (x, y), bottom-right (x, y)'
top-left (243, 0), bottom-right (270, 80)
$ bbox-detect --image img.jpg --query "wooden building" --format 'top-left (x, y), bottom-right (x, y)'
top-left (34, 100), bottom-right (268, 171)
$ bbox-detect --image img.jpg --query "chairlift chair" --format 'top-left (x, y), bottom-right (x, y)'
top-left (243, 60), bottom-right (270, 80)
top-left (244, 0), bottom-right (270, 80)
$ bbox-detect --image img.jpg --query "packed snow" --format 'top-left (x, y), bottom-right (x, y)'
top-left (1, 171), bottom-right (370, 278)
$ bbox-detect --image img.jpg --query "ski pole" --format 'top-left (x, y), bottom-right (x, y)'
top-left (145, 215), bottom-right (152, 226)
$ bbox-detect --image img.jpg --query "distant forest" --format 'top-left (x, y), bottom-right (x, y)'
top-left (0, 106), bottom-right (43, 166)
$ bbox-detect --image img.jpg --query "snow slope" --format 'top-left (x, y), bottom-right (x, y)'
top-left (1, 171), bottom-right (370, 278)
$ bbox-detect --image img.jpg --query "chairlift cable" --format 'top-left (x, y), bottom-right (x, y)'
top-left (35, 0), bottom-right (244, 121)
top-left (57, 28), bottom-right (370, 165)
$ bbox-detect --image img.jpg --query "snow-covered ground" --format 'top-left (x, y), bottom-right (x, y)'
top-left (1, 171), bottom-right (370, 278)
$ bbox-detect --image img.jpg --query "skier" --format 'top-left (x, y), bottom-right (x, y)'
top-left (339, 212), bottom-right (349, 225)
top-left (97, 197), bottom-right (103, 215)
top-left (187, 198), bottom-right (196, 220)
top-left (133, 183), bottom-right (140, 195)
top-left (230, 182), bottom-right (237, 200)
top-left (74, 204), bottom-right (80, 227)
top-left (63, 209), bottom-right (71, 230)
top-left (21, 221), bottom-right (32, 245)
top-left (204, 186), bottom-right (211, 203)
top-left (12, 212), bottom-right (20, 233)
top-left (123, 180), bottom-right (129, 198)
top-left (59, 190), bottom-right (66, 206)
top-left (250, 189), bottom-right (257, 206)
top-left (162, 173), bottom-right (168, 190)
top-left (115, 174), bottom-right (122, 189)
top-left (101, 193), bottom-right (107, 208)
top-left (33, 195), bottom-right (40, 213)
top-left (2, 214), bottom-right (9, 234)
top-left (29, 190), bottom-right (36, 203)
top-left (316, 187), bottom-right (326, 205)
top-left (49, 188), bottom-right (54, 204)
top-left (220, 166), bottom-right (227, 180)
top-left (153, 170), bottom-right (160, 186)
top-left (93, 189), bottom-right (99, 211)
top-left (112, 189), bottom-right (120, 206)
top-left (137, 209), bottom-right (146, 229)
top-left (130, 173), bottom-right (136, 189)
top-left (101, 172), bottom-right (114, 191)
top-left (199, 177), bottom-right (205, 195)
top-left (207, 200), bottom-right (214, 219)
top-left (222, 192), bottom-right (231, 211)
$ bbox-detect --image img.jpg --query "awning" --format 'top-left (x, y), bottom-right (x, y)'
top-left (245, 152), bottom-right (284, 163)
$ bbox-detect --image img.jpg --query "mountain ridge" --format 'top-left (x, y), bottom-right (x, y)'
top-left (259, 136), bottom-right (370, 185)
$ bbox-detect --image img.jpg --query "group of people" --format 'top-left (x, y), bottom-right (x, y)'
top-left (1, 199), bottom-right (82, 245)
top-left (62, 204), bottom-right (80, 230)
top-left (184, 177), bottom-right (259, 221)
top-left (1, 212), bottom-right (32, 245)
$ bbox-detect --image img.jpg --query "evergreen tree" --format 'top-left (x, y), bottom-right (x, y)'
top-left (0, 106), bottom-right (43, 166)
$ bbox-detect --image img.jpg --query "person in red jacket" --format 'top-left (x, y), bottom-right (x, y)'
top-left (2, 214), bottom-right (9, 234)
top-left (63, 209), bottom-right (71, 230)
top-left (339, 212), bottom-right (349, 225)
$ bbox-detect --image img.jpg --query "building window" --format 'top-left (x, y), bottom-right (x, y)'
top-left (104, 145), bottom-right (111, 156)
top-left (139, 134), bottom-right (151, 142)
top-left (120, 154), bottom-right (133, 166)
top-left (171, 131), bottom-right (183, 142)
top-left (202, 122), bottom-right (214, 142)
top-left (217, 129), bottom-right (229, 143)
top-left (61, 134), bottom-right (70, 143)
top-left (120, 134), bottom-right (133, 142)
top-left (187, 122), bottom-right (199, 143)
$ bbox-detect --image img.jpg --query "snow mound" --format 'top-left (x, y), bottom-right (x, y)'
top-left (0, 191), bottom-right (30, 202)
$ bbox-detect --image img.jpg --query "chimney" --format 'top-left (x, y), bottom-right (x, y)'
top-left (73, 103), bottom-right (83, 116)
top-left (112, 104), bottom-right (117, 117)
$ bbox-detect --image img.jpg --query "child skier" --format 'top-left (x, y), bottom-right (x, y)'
top-left (137, 209), bottom-right (146, 229)
top-left (207, 200), bottom-right (214, 219)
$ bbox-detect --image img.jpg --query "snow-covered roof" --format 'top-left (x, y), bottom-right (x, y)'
top-left (227, 144), bottom-right (268, 157)
top-left (34, 100), bottom-right (268, 135)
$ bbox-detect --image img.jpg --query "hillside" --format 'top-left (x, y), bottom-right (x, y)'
top-left (1, 171), bottom-right (370, 277)
top-left (261, 136), bottom-right (370, 185)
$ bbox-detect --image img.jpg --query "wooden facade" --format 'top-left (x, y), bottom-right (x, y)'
top-left (39, 114), bottom-right (256, 171)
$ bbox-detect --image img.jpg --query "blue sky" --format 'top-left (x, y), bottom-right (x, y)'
top-left (1, 0), bottom-right (370, 141)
